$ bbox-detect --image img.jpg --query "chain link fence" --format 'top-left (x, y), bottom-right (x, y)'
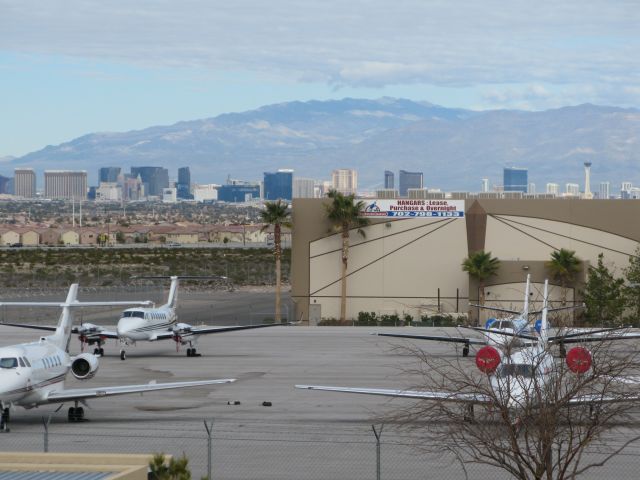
top-left (1, 419), bottom-right (639, 479)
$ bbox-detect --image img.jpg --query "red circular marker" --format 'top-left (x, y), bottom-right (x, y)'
top-left (476, 346), bottom-right (501, 373)
top-left (566, 347), bottom-right (592, 374)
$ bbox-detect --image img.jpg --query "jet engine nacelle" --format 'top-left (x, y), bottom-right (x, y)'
top-left (173, 323), bottom-right (193, 334)
top-left (71, 353), bottom-right (100, 380)
top-left (566, 346), bottom-right (592, 374)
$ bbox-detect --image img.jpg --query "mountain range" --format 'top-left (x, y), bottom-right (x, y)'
top-left (5, 98), bottom-right (640, 192)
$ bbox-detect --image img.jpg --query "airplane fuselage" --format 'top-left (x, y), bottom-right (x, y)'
top-left (0, 340), bottom-right (68, 409)
top-left (117, 306), bottom-right (177, 342)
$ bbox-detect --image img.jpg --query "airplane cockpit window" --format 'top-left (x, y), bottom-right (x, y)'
top-left (23, 357), bottom-right (31, 367)
top-left (0, 358), bottom-right (18, 369)
top-left (123, 311), bottom-right (145, 318)
top-left (501, 321), bottom-right (514, 330)
top-left (497, 364), bottom-right (534, 378)
top-left (18, 357), bottom-right (25, 367)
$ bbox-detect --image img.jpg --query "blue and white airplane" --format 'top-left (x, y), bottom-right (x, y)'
top-left (371, 274), bottom-right (618, 357)
top-left (0, 284), bottom-right (234, 431)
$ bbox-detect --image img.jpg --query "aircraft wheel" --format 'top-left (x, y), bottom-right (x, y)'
top-left (186, 348), bottom-right (192, 357)
top-left (93, 348), bottom-right (100, 355)
top-left (192, 348), bottom-right (197, 356)
top-left (99, 348), bottom-right (105, 356)
top-left (1, 408), bottom-right (9, 431)
top-left (68, 407), bottom-right (77, 422)
top-left (120, 350), bottom-right (126, 361)
top-left (462, 346), bottom-right (470, 357)
top-left (77, 407), bottom-right (84, 421)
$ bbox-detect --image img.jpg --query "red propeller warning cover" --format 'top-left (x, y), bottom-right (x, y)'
top-left (476, 346), bottom-right (501, 373)
top-left (566, 346), bottom-right (592, 374)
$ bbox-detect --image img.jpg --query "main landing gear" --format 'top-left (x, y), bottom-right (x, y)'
top-left (93, 347), bottom-right (105, 356)
top-left (120, 350), bottom-right (126, 361)
top-left (462, 344), bottom-right (470, 357)
top-left (0, 407), bottom-right (10, 432)
top-left (186, 347), bottom-right (200, 357)
top-left (68, 401), bottom-right (85, 422)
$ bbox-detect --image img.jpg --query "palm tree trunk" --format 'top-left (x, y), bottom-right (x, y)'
top-left (275, 224), bottom-right (282, 323)
top-left (340, 225), bottom-right (349, 322)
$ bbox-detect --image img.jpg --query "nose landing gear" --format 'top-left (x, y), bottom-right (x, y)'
top-left (0, 407), bottom-right (10, 432)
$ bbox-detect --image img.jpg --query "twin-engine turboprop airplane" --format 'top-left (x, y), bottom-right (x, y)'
top-left (372, 274), bottom-right (631, 356)
top-left (2, 276), bottom-right (285, 360)
top-left (0, 284), bottom-right (234, 431)
top-left (297, 280), bottom-right (640, 413)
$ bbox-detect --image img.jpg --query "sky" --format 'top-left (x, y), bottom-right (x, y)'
top-left (1, 0), bottom-right (639, 157)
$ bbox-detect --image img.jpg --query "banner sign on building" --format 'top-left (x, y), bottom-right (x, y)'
top-left (359, 199), bottom-right (465, 218)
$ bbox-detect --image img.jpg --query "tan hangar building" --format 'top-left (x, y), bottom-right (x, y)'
top-left (291, 198), bottom-right (640, 323)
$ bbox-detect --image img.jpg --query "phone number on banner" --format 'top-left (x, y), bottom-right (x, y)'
top-left (388, 211), bottom-right (464, 217)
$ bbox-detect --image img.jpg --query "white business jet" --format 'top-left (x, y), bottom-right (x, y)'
top-left (372, 274), bottom-right (621, 357)
top-left (2, 276), bottom-right (284, 360)
top-left (0, 284), bottom-right (234, 431)
top-left (297, 280), bottom-right (640, 414)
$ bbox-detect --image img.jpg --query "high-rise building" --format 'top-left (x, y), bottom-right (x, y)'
top-left (44, 170), bottom-right (87, 199)
top-left (481, 178), bottom-right (489, 193)
top-left (130, 166), bottom-right (169, 197)
top-left (528, 183), bottom-right (536, 195)
top-left (99, 167), bottom-right (121, 183)
top-left (565, 183), bottom-right (580, 196)
top-left (293, 178), bottom-right (315, 198)
top-left (217, 184), bottom-right (260, 202)
top-left (176, 167), bottom-right (192, 199)
top-left (384, 171), bottom-right (394, 189)
top-left (583, 162), bottom-right (593, 199)
top-left (14, 168), bottom-right (36, 198)
top-left (264, 169), bottom-right (294, 200)
top-left (546, 183), bottom-right (560, 195)
top-left (398, 170), bottom-right (423, 196)
top-left (503, 167), bottom-right (528, 193)
top-left (599, 182), bottom-right (610, 200)
top-left (331, 169), bottom-right (358, 195)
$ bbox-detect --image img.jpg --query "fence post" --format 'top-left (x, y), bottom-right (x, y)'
top-left (372, 424), bottom-right (383, 480)
top-left (42, 415), bottom-right (53, 452)
top-left (204, 419), bottom-right (214, 480)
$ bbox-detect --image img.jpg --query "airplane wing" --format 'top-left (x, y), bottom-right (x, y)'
top-left (469, 304), bottom-right (520, 315)
top-left (46, 378), bottom-right (235, 403)
top-left (0, 322), bottom-right (119, 339)
top-left (551, 333), bottom-right (640, 344)
top-left (153, 323), bottom-right (286, 340)
top-left (569, 392), bottom-right (640, 405)
top-left (372, 332), bottom-right (486, 345)
top-left (295, 385), bottom-right (491, 403)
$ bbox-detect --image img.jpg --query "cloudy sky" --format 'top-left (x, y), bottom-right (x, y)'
top-left (1, 0), bottom-right (639, 156)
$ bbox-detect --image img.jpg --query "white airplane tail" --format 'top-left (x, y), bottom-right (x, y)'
top-left (523, 274), bottom-right (531, 317)
top-left (164, 276), bottom-right (179, 310)
top-left (49, 284), bottom-right (79, 351)
top-left (540, 279), bottom-right (549, 347)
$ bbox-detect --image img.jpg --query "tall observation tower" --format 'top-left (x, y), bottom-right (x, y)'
top-left (583, 162), bottom-right (593, 199)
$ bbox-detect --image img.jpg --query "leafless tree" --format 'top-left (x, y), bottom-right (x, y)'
top-left (384, 336), bottom-right (640, 480)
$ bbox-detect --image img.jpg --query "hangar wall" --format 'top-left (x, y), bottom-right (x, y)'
top-left (291, 199), bottom-right (640, 323)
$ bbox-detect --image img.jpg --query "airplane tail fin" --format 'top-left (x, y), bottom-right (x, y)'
top-left (49, 284), bottom-right (79, 351)
top-left (523, 273), bottom-right (531, 317)
top-left (164, 276), bottom-right (179, 310)
top-left (540, 279), bottom-right (549, 347)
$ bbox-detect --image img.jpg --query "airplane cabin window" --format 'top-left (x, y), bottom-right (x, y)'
top-left (0, 357), bottom-right (18, 368)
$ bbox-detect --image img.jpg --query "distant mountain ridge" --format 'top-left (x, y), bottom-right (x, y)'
top-left (6, 98), bottom-right (640, 191)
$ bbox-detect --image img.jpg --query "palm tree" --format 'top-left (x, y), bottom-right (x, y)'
top-left (547, 248), bottom-right (582, 305)
top-left (462, 250), bottom-right (500, 308)
top-left (260, 200), bottom-right (291, 323)
top-left (325, 190), bottom-right (370, 322)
